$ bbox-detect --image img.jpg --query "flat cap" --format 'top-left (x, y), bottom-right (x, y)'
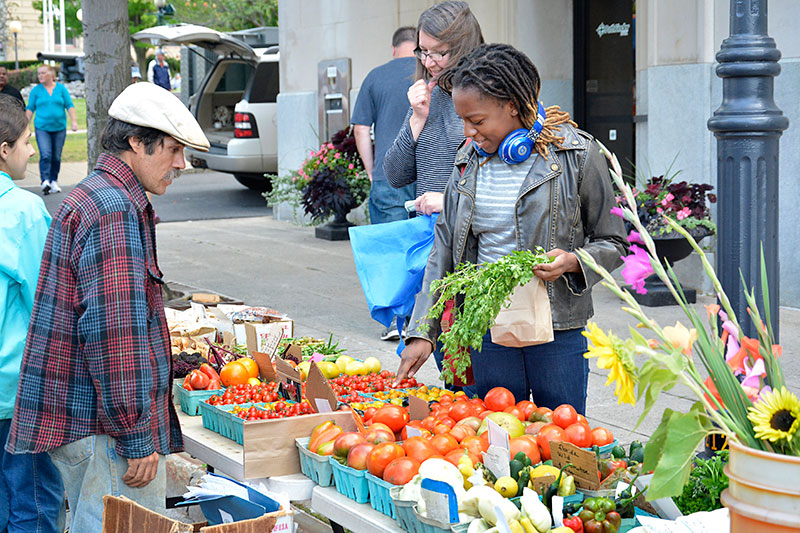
top-left (108, 82), bottom-right (209, 152)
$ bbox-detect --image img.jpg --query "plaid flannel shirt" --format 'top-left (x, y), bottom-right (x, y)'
top-left (7, 153), bottom-right (182, 459)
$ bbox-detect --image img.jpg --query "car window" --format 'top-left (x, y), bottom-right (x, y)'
top-left (248, 61), bottom-right (279, 104)
top-left (213, 61), bottom-right (254, 92)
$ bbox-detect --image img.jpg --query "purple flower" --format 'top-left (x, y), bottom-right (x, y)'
top-left (621, 245), bottom-right (653, 295)
top-left (627, 231), bottom-right (645, 245)
top-left (610, 206), bottom-right (624, 218)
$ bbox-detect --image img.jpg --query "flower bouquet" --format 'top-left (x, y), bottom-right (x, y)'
top-left (265, 126), bottom-right (369, 224)
top-left (577, 145), bottom-right (797, 503)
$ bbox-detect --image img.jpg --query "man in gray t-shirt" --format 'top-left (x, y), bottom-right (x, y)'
top-left (352, 27), bottom-right (417, 226)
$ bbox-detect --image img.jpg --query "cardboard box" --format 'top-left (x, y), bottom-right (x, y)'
top-left (101, 495), bottom-right (291, 533)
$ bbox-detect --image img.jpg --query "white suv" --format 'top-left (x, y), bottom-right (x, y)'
top-left (133, 24), bottom-right (278, 191)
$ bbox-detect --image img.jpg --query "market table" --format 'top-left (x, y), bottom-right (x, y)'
top-left (178, 404), bottom-right (250, 481)
top-left (311, 486), bottom-right (404, 533)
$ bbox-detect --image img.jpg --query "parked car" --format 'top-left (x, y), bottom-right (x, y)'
top-left (132, 24), bottom-right (278, 191)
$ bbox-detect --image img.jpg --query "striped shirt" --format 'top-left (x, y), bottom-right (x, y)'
top-left (383, 86), bottom-right (464, 197)
top-left (7, 153), bottom-right (182, 459)
top-left (472, 155), bottom-right (536, 264)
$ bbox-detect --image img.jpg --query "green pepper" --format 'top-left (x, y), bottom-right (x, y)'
top-left (629, 440), bottom-right (643, 456)
top-left (629, 445), bottom-right (644, 464)
top-left (543, 462), bottom-right (573, 510)
top-left (614, 471), bottom-right (640, 518)
top-left (581, 498), bottom-right (621, 533)
top-left (516, 468), bottom-right (530, 497)
top-left (557, 474), bottom-right (576, 497)
top-left (594, 445), bottom-right (615, 481)
top-left (610, 445), bottom-right (626, 459)
top-left (510, 459), bottom-right (524, 481)
top-left (513, 451), bottom-right (531, 467)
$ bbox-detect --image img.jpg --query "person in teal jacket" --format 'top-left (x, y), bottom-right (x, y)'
top-left (0, 93), bottom-right (64, 532)
top-left (26, 64), bottom-right (78, 195)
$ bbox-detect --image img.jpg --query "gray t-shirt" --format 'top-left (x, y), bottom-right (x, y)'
top-left (351, 56), bottom-right (416, 183)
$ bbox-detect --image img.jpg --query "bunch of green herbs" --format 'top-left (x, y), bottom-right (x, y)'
top-left (422, 248), bottom-right (552, 383)
top-left (673, 450), bottom-right (729, 515)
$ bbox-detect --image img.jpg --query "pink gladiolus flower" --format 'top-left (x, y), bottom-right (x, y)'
top-left (741, 358), bottom-right (766, 389)
top-left (627, 231), bottom-right (645, 245)
top-left (610, 206), bottom-right (624, 218)
top-left (621, 244), bottom-right (653, 295)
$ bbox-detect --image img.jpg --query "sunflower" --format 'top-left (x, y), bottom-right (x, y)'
top-left (748, 387), bottom-right (800, 450)
top-left (583, 322), bottom-right (638, 405)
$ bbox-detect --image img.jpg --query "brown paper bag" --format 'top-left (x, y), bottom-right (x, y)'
top-left (490, 278), bottom-right (553, 347)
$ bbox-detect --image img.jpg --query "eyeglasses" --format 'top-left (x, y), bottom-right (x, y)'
top-left (414, 48), bottom-right (450, 62)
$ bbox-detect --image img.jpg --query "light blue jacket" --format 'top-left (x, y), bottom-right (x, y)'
top-left (0, 171), bottom-right (51, 419)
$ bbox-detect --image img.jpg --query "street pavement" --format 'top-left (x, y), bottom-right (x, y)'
top-left (22, 165), bottom-right (800, 448)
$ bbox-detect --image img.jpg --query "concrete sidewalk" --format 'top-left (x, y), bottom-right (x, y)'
top-left (18, 161), bottom-right (89, 189)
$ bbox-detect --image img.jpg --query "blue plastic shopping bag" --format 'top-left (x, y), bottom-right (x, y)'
top-left (349, 214), bottom-right (438, 328)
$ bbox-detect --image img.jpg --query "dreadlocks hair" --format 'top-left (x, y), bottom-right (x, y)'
top-left (439, 43), bottom-right (577, 159)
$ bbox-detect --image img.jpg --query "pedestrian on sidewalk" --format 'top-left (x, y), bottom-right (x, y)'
top-left (6, 82), bottom-right (209, 532)
top-left (0, 94), bottom-right (64, 533)
top-left (351, 26), bottom-right (418, 341)
top-left (396, 44), bottom-right (628, 414)
top-left (0, 66), bottom-right (24, 106)
top-left (148, 49), bottom-right (172, 91)
top-left (26, 64), bottom-right (78, 195)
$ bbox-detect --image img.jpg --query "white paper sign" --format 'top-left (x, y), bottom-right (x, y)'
top-left (190, 302), bottom-right (207, 320)
top-left (487, 418), bottom-right (511, 450)
top-left (482, 445), bottom-right (510, 478)
top-left (219, 509), bottom-right (234, 524)
top-left (405, 425), bottom-right (423, 438)
top-left (551, 495), bottom-right (564, 527)
top-left (315, 398), bottom-right (333, 413)
top-left (420, 489), bottom-right (451, 523)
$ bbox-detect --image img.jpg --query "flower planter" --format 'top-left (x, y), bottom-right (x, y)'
top-left (721, 440), bottom-right (800, 532)
top-left (632, 226), bottom-right (711, 307)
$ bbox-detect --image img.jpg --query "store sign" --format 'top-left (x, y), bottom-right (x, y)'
top-left (596, 21), bottom-right (631, 38)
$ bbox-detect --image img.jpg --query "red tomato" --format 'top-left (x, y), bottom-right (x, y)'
top-left (484, 387), bottom-right (515, 412)
top-left (435, 416), bottom-right (456, 429)
top-left (515, 400), bottom-right (537, 421)
top-left (552, 404), bottom-right (579, 429)
top-left (576, 414), bottom-right (590, 426)
top-left (503, 406), bottom-right (526, 422)
top-left (420, 416), bottom-right (437, 431)
top-left (362, 407), bottom-right (377, 422)
top-left (402, 437), bottom-right (437, 463)
top-left (525, 421), bottom-right (546, 437)
top-left (462, 435), bottom-right (487, 456)
top-left (478, 410), bottom-right (493, 420)
top-left (591, 426), bottom-right (615, 446)
top-left (448, 424), bottom-right (476, 443)
top-left (530, 406), bottom-right (554, 423)
top-left (536, 423), bottom-right (567, 461)
top-left (469, 399), bottom-right (487, 414)
top-left (447, 401), bottom-right (476, 422)
top-left (445, 448), bottom-right (480, 467)
top-left (383, 457), bottom-right (420, 485)
top-left (564, 423), bottom-right (592, 448)
top-left (366, 442), bottom-right (405, 478)
top-left (188, 370), bottom-right (210, 390)
top-left (430, 434), bottom-right (459, 456)
top-left (510, 436), bottom-right (541, 465)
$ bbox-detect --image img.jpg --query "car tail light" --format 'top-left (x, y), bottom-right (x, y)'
top-left (234, 112), bottom-right (259, 138)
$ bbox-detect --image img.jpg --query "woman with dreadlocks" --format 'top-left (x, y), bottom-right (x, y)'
top-left (395, 44), bottom-right (627, 413)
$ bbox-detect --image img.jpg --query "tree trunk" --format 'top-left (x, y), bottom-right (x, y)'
top-left (82, 0), bottom-right (129, 171)
top-left (134, 46), bottom-right (149, 82)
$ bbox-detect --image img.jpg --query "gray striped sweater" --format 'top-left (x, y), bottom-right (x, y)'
top-left (383, 86), bottom-right (465, 197)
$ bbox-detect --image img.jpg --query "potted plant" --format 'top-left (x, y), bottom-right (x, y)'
top-left (613, 163), bottom-right (717, 305)
top-left (579, 145), bottom-right (800, 531)
top-left (265, 126), bottom-right (370, 239)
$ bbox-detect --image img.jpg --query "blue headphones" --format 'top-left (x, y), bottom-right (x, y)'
top-left (475, 101), bottom-right (547, 164)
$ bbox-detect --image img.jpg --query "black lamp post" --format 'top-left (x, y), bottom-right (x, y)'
top-left (154, 0), bottom-right (175, 26)
top-left (9, 21), bottom-right (21, 70)
top-left (707, 0), bottom-right (788, 341)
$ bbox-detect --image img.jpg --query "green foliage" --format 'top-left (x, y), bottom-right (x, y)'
top-left (174, 0), bottom-right (278, 31)
top-left (422, 249), bottom-right (552, 384)
top-left (673, 450), bottom-right (729, 515)
top-left (6, 64), bottom-right (48, 89)
top-left (0, 61), bottom-right (42, 71)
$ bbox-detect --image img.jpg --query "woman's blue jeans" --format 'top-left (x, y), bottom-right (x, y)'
top-left (35, 129), bottom-right (66, 184)
top-left (469, 328), bottom-right (589, 414)
top-left (0, 419), bottom-right (64, 533)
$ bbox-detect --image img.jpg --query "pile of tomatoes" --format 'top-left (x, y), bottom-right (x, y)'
top-left (205, 382), bottom-right (282, 406)
top-left (232, 400), bottom-right (315, 420)
top-left (327, 370), bottom-right (417, 395)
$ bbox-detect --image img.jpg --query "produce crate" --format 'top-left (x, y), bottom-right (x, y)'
top-left (172, 381), bottom-right (224, 416)
top-left (412, 504), bottom-right (459, 533)
top-left (390, 486), bottom-right (421, 533)
top-left (330, 457), bottom-right (370, 504)
top-left (585, 439), bottom-right (620, 457)
top-left (365, 472), bottom-right (396, 519)
top-left (510, 490), bottom-right (583, 509)
top-left (198, 398), bottom-right (226, 433)
top-left (295, 437), bottom-right (335, 487)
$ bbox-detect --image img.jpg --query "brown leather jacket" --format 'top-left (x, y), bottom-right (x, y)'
top-left (406, 123), bottom-right (628, 343)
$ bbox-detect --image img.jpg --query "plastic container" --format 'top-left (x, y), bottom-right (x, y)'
top-left (330, 456), bottom-right (370, 503)
top-left (365, 472), bottom-right (396, 519)
top-left (173, 381), bottom-right (224, 416)
top-left (198, 399), bottom-right (225, 433)
top-left (583, 439), bottom-right (619, 457)
top-left (390, 486), bottom-right (422, 533)
top-left (295, 437), bottom-right (335, 487)
top-left (412, 505), bottom-right (460, 533)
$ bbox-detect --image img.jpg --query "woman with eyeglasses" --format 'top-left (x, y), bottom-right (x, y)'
top-left (383, 1), bottom-right (484, 216)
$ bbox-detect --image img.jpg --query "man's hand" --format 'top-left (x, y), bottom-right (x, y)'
top-left (123, 452), bottom-right (159, 488)
top-left (414, 192), bottom-right (444, 215)
top-left (394, 338), bottom-right (434, 387)
top-left (533, 248), bottom-right (580, 282)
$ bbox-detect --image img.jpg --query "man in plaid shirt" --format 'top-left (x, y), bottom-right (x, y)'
top-left (7, 82), bottom-right (209, 531)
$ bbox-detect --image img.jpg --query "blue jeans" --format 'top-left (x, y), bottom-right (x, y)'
top-left (469, 328), bottom-right (589, 414)
top-left (35, 129), bottom-right (66, 184)
top-left (48, 435), bottom-right (166, 533)
top-left (368, 179), bottom-right (415, 224)
top-left (0, 419), bottom-right (64, 533)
